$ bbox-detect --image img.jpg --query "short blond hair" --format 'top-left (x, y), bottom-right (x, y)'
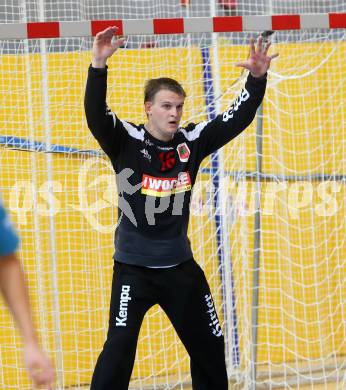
top-left (144, 77), bottom-right (186, 103)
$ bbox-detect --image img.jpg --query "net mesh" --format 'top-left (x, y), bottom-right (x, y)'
top-left (0, 1), bottom-right (345, 389)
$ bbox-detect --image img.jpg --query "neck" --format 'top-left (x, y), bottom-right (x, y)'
top-left (145, 123), bottom-right (173, 142)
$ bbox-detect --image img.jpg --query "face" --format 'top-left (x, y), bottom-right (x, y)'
top-left (145, 89), bottom-right (185, 142)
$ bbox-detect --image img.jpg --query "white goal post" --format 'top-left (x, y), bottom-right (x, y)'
top-left (0, 1), bottom-right (345, 389)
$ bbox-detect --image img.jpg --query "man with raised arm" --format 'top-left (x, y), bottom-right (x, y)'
top-left (85, 26), bottom-right (277, 390)
top-left (0, 197), bottom-right (54, 389)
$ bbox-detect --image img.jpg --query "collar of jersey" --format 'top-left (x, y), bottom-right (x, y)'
top-left (141, 124), bottom-right (179, 147)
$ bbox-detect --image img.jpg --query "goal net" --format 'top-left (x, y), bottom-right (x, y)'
top-left (0, 1), bottom-right (345, 389)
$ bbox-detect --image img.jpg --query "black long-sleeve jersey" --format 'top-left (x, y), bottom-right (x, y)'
top-left (85, 65), bottom-right (266, 267)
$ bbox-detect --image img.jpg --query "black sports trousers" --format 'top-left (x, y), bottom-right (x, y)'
top-left (90, 259), bottom-right (228, 390)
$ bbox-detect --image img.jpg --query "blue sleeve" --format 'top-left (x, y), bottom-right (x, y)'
top-left (0, 200), bottom-right (19, 256)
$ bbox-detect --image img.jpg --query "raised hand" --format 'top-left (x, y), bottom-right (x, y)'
top-left (92, 26), bottom-right (125, 68)
top-left (236, 36), bottom-right (278, 78)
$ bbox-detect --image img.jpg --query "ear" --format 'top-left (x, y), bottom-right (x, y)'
top-left (144, 101), bottom-right (152, 116)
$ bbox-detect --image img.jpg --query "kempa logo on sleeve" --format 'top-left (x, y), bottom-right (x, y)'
top-left (115, 285), bottom-right (131, 327)
top-left (222, 88), bottom-right (250, 122)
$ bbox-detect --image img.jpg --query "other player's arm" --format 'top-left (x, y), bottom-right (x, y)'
top-left (0, 254), bottom-right (54, 389)
top-left (0, 203), bottom-right (54, 389)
